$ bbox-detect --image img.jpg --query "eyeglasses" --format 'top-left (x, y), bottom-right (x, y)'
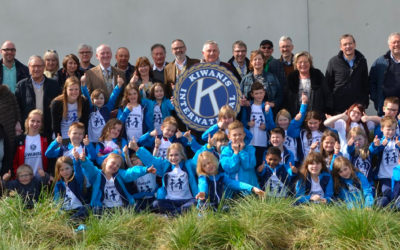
top-left (1, 48), bottom-right (16, 52)
top-left (172, 46), bottom-right (185, 51)
top-left (260, 46), bottom-right (272, 50)
top-left (18, 174), bottom-right (32, 178)
top-left (79, 51), bottom-right (92, 55)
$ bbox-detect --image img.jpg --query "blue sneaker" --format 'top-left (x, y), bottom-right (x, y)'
top-left (74, 224), bottom-right (87, 232)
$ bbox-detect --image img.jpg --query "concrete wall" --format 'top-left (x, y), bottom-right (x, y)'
top-left (1, 0), bottom-right (398, 76)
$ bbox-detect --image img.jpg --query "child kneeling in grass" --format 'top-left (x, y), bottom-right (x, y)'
top-left (196, 151), bottom-right (264, 211)
top-left (78, 151), bottom-right (155, 214)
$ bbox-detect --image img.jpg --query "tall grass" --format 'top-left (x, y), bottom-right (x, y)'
top-left (1, 194), bottom-right (400, 249)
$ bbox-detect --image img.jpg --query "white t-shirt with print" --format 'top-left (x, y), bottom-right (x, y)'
top-left (60, 102), bottom-right (78, 139)
top-left (249, 104), bottom-right (267, 147)
top-left (125, 105), bottom-right (143, 142)
top-left (24, 134), bottom-right (42, 176)
top-left (165, 166), bottom-right (192, 200)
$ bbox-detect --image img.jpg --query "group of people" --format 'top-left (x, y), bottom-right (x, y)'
top-left (1, 32), bottom-right (400, 219)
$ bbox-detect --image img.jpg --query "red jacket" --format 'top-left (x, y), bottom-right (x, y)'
top-left (13, 135), bottom-right (48, 175)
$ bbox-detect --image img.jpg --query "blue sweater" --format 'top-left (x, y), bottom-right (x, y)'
top-left (80, 158), bottom-right (149, 208)
top-left (136, 147), bottom-right (198, 199)
top-left (295, 172), bottom-right (333, 203)
top-left (220, 142), bottom-right (259, 188)
top-left (141, 97), bottom-right (175, 131)
top-left (335, 172), bottom-right (374, 209)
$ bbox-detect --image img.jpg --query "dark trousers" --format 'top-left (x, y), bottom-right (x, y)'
top-left (376, 178), bottom-right (392, 208)
top-left (153, 198), bottom-right (196, 215)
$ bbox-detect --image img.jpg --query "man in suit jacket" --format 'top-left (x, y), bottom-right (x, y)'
top-left (85, 44), bottom-right (126, 107)
top-left (164, 39), bottom-right (200, 98)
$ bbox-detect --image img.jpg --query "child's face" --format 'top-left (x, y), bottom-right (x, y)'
top-left (59, 163), bottom-right (73, 180)
top-left (220, 116), bottom-right (234, 126)
top-left (154, 85), bottom-right (164, 100)
top-left (66, 84), bottom-right (80, 102)
top-left (307, 118), bottom-right (321, 132)
top-left (322, 136), bottom-right (336, 153)
top-left (338, 165), bottom-right (352, 179)
top-left (266, 154), bottom-right (280, 168)
top-left (349, 107), bottom-right (362, 122)
top-left (168, 149), bottom-right (182, 165)
top-left (68, 128), bottom-right (84, 145)
top-left (228, 128), bottom-right (245, 144)
top-left (381, 124), bottom-right (397, 139)
top-left (384, 103), bottom-right (399, 118)
top-left (110, 124), bottom-right (122, 139)
top-left (202, 158), bottom-right (218, 175)
top-left (277, 115), bottom-right (290, 130)
top-left (270, 133), bottom-right (284, 147)
top-left (161, 124), bottom-right (177, 138)
top-left (18, 170), bottom-right (33, 185)
top-left (307, 161), bottom-right (322, 176)
top-left (93, 93), bottom-right (105, 108)
top-left (130, 156), bottom-right (143, 166)
top-left (128, 89), bottom-right (139, 104)
top-left (215, 139), bottom-right (228, 152)
top-left (28, 114), bottom-right (42, 133)
top-left (251, 89), bottom-right (265, 103)
top-left (104, 157), bottom-right (122, 175)
top-left (353, 134), bottom-right (366, 148)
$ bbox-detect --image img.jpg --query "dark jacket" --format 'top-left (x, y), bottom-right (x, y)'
top-left (227, 56), bottom-right (250, 82)
top-left (369, 51), bottom-right (394, 116)
top-left (285, 67), bottom-right (329, 117)
top-left (325, 50), bottom-right (369, 114)
top-left (15, 76), bottom-right (61, 140)
top-left (57, 68), bottom-right (84, 89)
top-left (0, 58), bottom-right (29, 84)
top-left (50, 97), bottom-right (90, 136)
top-left (115, 63), bottom-right (135, 83)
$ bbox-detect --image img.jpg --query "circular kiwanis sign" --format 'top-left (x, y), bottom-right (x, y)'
top-left (173, 63), bottom-right (241, 131)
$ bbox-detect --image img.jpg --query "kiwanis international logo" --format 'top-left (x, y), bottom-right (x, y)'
top-left (173, 63), bottom-right (241, 131)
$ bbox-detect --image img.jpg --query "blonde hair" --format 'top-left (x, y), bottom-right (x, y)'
top-left (99, 118), bottom-right (122, 142)
top-left (68, 122), bottom-right (85, 134)
top-left (275, 109), bottom-right (291, 127)
top-left (197, 151), bottom-right (219, 176)
top-left (24, 109), bottom-right (43, 135)
top-left (218, 105), bottom-right (236, 120)
top-left (228, 120), bottom-right (244, 132)
top-left (101, 153), bottom-right (123, 171)
top-left (16, 164), bottom-right (33, 177)
top-left (167, 143), bottom-right (187, 163)
top-left (347, 127), bottom-right (369, 160)
top-left (331, 156), bottom-right (359, 195)
top-left (53, 76), bottom-right (83, 118)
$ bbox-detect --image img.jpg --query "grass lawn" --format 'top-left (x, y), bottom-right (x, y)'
top-left (1, 194), bottom-right (400, 249)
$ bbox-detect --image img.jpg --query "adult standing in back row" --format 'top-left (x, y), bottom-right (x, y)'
top-left (325, 34), bottom-right (369, 114)
top-left (370, 32), bottom-right (400, 116)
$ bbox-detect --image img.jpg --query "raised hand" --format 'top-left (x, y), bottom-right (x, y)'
top-left (83, 134), bottom-right (90, 146)
top-left (117, 75), bottom-right (124, 88)
top-left (264, 103), bottom-right (271, 113)
top-left (80, 150), bottom-right (86, 161)
top-left (130, 73), bottom-right (139, 84)
top-left (150, 129), bottom-right (157, 137)
top-left (128, 137), bottom-right (139, 151)
top-left (2, 170), bottom-right (11, 181)
top-left (183, 130), bottom-right (192, 142)
top-left (347, 136), bottom-right (354, 146)
top-left (373, 135), bottom-right (381, 147)
top-left (259, 122), bottom-right (266, 130)
top-left (334, 141), bottom-right (341, 155)
top-left (310, 141), bottom-right (319, 151)
top-left (80, 74), bottom-right (86, 86)
top-left (147, 165), bottom-right (157, 174)
top-left (301, 92), bottom-right (308, 104)
top-left (154, 137), bottom-right (161, 149)
top-left (72, 148), bottom-right (80, 161)
top-left (257, 161), bottom-right (265, 173)
top-left (175, 129), bottom-right (183, 138)
top-left (247, 120), bottom-right (255, 128)
top-left (289, 162), bottom-right (298, 174)
top-left (37, 168), bottom-right (45, 177)
top-left (56, 133), bottom-right (63, 144)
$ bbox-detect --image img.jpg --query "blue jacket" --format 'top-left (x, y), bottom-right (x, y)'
top-left (335, 172), bottom-right (374, 209)
top-left (347, 144), bottom-right (374, 184)
top-left (80, 158), bottom-right (149, 208)
top-left (95, 138), bottom-right (128, 166)
top-left (369, 51), bottom-right (392, 116)
top-left (391, 165), bottom-right (400, 201)
top-left (54, 158), bottom-right (88, 206)
top-left (240, 100), bottom-right (275, 132)
top-left (369, 136), bottom-right (400, 180)
top-left (295, 172), bottom-right (333, 203)
top-left (82, 84), bottom-right (121, 122)
top-left (220, 142), bottom-right (259, 187)
top-left (257, 163), bottom-right (292, 195)
top-left (198, 173), bottom-right (254, 205)
top-left (374, 120), bottom-right (400, 138)
top-left (137, 131), bottom-right (189, 152)
top-left (201, 123), bottom-right (253, 145)
top-left (141, 97), bottom-right (174, 131)
top-left (45, 140), bottom-right (94, 160)
top-left (136, 147), bottom-right (198, 199)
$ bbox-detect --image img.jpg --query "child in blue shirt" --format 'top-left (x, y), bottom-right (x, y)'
top-left (196, 151), bottom-right (264, 210)
top-left (330, 156), bottom-right (373, 209)
top-left (257, 147), bottom-right (293, 197)
top-left (295, 152), bottom-right (333, 204)
top-left (220, 120), bottom-right (258, 188)
top-left (370, 116), bottom-right (400, 207)
top-left (81, 74), bottom-right (123, 143)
